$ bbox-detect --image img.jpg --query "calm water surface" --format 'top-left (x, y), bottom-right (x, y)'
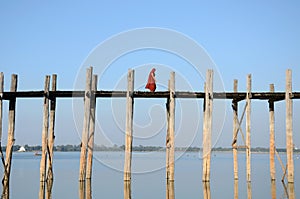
top-left (0, 151), bottom-right (299, 198)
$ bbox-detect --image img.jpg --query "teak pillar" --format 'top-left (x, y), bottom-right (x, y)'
top-left (232, 79), bottom-right (238, 180)
top-left (246, 74), bottom-right (252, 182)
top-left (79, 67), bottom-right (93, 181)
top-left (47, 74), bottom-right (57, 181)
top-left (202, 69), bottom-right (213, 182)
top-left (3, 74), bottom-right (18, 188)
top-left (166, 72), bottom-right (175, 181)
top-left (124, 69), bottom-right (134, 181)
top-left (269, 84), bottom-right (275, 181)
top-left (285, 69), bottom-right (294, 183)
top-left (40, 75), bottom-right (50, 182)
top-left (86, 75), bottom-right (98, 179)
top-left (0, 73), bottom-right (3, 145)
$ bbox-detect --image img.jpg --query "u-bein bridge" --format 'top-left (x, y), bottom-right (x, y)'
top-left (0, 67), bottom-right (298, 196)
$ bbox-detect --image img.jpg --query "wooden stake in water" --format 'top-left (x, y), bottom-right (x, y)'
top-left (232, 79), bottom-right (238, 180)
top-left (0, 73), bottom-right (3, 145)
top-left (124, 69), bottom-right (134, 181)
top-left (246, 74), bottom-right (252, 182)
top-left (285, 69), bottom-right (294, 183)
top-left (47, 74), bottom-right (57, 181)
top-left (269, 84), bottom-right (276, 181)
top-left (202, 69), bottom-right (213, 182)
top-left (3, 74), bottom-right (18, 189)
top-left (40, 75), bottom-right (50, 182)
top-left (166, 72), bottom-right (175, 181)
top-left (86, 75), bottom-right (98, 179)
top-left (79, 67), bottom-right (93, 182)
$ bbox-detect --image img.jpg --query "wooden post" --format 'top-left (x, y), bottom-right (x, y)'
top-left (124, 69), bottom-right (134, 181)
top-left (285, 69), bottom-right (294, 183)
top-left (0, 73), bottom-right (3, 144)
top-left (202, 69), bottom-right (213, 182)
top-left (269, 84), bottom-right (275, 181)
top-left (232, 79), bottom-right (238, 180)
top-left (86, 75), bottom-right (98, 179)
top-left (40, 75), bottom-right (50, 182)
top-left (79, 67), bottom-right (93, 181)
top-left (47, 74), bottom-right (57, 181)
top-left (246, 74), bottom-right (251, 182)
top-left (3, 74), bottom-right (18, 188)
top-left (166, 72), bottom-right (175, 181)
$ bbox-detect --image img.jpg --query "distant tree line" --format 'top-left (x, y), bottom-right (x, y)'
top-left (1, 144), bottom-right (299, 153)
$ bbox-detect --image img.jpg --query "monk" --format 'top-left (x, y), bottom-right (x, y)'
top-left (145, 68), bottom-right (156, 92)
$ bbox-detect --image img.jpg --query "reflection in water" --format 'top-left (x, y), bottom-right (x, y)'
top-left (271, 180), bottom-right (276, 199)
top-left (124, 181), bottom-right (131, 199)
top-left (282, 181), bottom-right (295, 199)
top-left (247, 182), bottom-right (252, 199)
top-left (202, 182), bottom-right (211, 199)
top-left (39, 180), bottom-right (54, 199)
top-left (288, 183), bottom-right (295, 199)
top-left (1, 180), bottom-right (9, 199)
top-left (166, 180), bottom-right (174, 199)
top-left (79, 180), bottom-right (92, 199)
top-left (1, 179), bottom-right (9, 199)
top-left (234, 180), bottom-right (238, 199)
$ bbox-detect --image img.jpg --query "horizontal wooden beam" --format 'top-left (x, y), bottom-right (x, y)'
top-left (1, 90), bottom-right (300, 100)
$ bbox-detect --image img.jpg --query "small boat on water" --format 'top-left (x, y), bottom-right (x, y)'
top-left (17, 146), bottom-right (26, 152)
top-left (34, 151), bottom-right (42, 156)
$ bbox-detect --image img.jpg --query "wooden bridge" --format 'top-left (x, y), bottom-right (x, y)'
top-left (0, 67), bottom-right (297, 198)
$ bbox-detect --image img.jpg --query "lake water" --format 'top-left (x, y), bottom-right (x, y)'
top-left (0, 151), bottom-right (299, 198)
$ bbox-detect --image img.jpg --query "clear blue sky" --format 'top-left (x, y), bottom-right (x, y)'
top-left (0, 1), bottom-right (299, 148)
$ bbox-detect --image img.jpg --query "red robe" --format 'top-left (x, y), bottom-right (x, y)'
top-left (145, 68), bottom-right (156, 92)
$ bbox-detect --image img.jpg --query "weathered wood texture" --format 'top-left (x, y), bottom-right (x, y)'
top-left (3, 74), bottom-right (18, 190)
top-left (40, 75), bottom-right (50, 182)
top-left (79, 67), bottom-right (93, 181)
top-left (2, 90), bottom-right (300, 100)
top-left (166, 72), bottom-right (175, 181)
top-left (246, 74), bottom-right (251, 182)
top-left (47, 74), bottom-right (57, 181)
top-left (202, 70), bottom-right (213, 182)
top-left (0, 73), bottom-right (3, 142)
top-left (86, 75), bottom-right (98, 179)
top-left (269, 84), bottom-right (275, 181)
top-left (285, 69), bottom-right (294, 183)
top-left (232, 79), bottom-right (238, 180)
top-left (124, 69), bottom-right (134, 181)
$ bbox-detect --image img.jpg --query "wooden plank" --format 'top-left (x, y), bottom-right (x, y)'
top-left (124, 69), bottom-right (134, 181)
top-left (47, 74), bottom-right (57, 181)
top-left (202, 69), bottom-right (213, 182)
top-left (79, 67), bottom-right (93, 181)
top-left (2, 90), bottom-right (300, 100)
top-left (232, 79), bottom-right (238, 180)
top-left (246, 74), bottom-right (252, 182)
top-left (285, 69), bottom-right (294, 183)
top-left (269, 84), bottom-right (275, 181)
top-left (40, 75), bottom-right (50, 182)
top-left (86, 75), bottom-right (98, 179)
top-left (166, 72), bottom-right (175, 181)
top-left (3, 74), bottom-right (18, 189)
